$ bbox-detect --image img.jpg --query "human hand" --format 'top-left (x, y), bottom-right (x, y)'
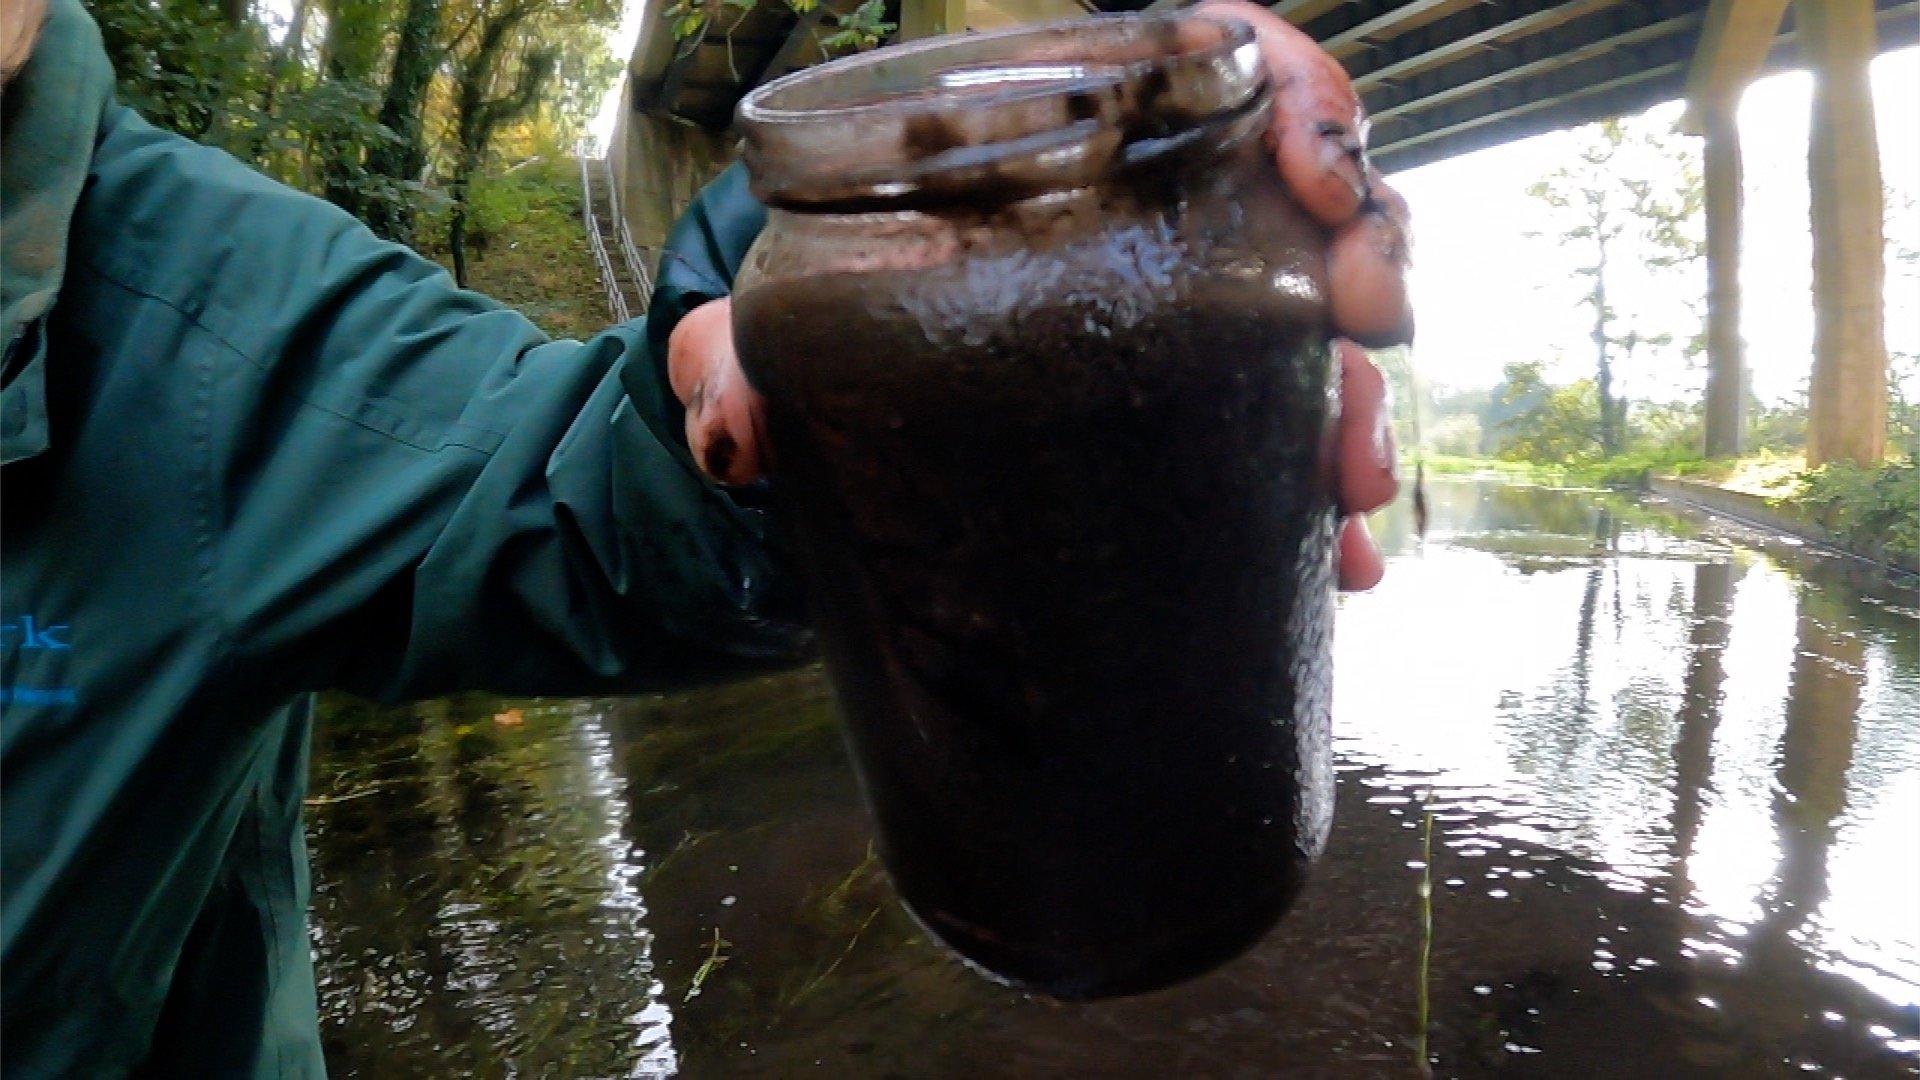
top-left (666, 5), bottom-right (1411, 589)
top-left (1195, 0), bottom-right (1411, 590)
top-left (665, 295), bottom-right (761, 486)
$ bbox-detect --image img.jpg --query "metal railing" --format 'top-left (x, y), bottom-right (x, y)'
top-left (602, 156), bottom-right (654, 301)
top-left (577, 148), bottom-right (631, 324)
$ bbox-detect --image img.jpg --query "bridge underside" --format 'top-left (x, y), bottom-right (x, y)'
top-left (1331, 0), bottom-right (1916, 173)
top-left (630, 0), bottom-right (1916, 173)
top-left (623, 0), bottom-right (1911, 465)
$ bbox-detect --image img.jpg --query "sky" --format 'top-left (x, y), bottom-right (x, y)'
top-left (589, 18), bottom-right (1920, 403)
top-left (1391, 48), bottom-right (1920, 403)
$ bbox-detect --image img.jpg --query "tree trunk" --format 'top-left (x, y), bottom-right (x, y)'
top-left (449, 198), bottom-right (469, 287)
top-left (319, 0), bottom-right (386, 217)
top-left (449, 161), bottom-right (473, 287)
top-left (263, 0), bottom-right (312, 118)
top-left (365, 0), bottom-right (443, 244)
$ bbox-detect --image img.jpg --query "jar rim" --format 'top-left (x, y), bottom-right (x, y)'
top-left (736, 13), bottom-right (1266, 210)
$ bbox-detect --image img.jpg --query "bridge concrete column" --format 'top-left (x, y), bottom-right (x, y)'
top-left (1682, 0), bottom-right (1790, 458)
top-left (1800, 0), bottom-right (1888, 466)
top-left (1702, 105), bottom-right (1747, 457)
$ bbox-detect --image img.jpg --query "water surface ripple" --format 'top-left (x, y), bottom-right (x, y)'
top-left (310, 478), bottom-right (1920, 1077)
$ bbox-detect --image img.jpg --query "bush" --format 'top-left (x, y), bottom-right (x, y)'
top-left (1495, 379), bottom-right (1602, 462)
top-left (1786, 461), bottom-right (1920, 558)
top-left (89, 0), bottom-right (415, 232)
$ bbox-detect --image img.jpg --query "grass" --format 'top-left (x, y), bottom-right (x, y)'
top-left (417, 157), bottom-right (613, 342)
top-left (1421, 453), bottom-right (1633, 487)
top-left (1654, 449), bottom-right (1806, 497)
top-left (1426, 447), bottom-right (1918, 561)
top-left (1429, 447), bottom-right (1800, 491)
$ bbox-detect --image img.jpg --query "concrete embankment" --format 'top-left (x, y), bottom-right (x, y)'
top-left (1647, 475), bottom-right (1919, 576)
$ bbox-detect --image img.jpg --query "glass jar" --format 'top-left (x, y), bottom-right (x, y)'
top-left (732, 13), bottom-right (1337, 999)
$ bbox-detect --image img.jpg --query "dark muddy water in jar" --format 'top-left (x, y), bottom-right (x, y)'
top-left (309, 476), bottom-right (1919, 1077)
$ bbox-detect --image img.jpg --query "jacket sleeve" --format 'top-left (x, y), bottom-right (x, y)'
top-left (76, 108), bottom-right (801, 702)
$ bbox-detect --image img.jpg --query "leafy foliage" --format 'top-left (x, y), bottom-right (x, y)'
top-left (1490, 362), bottom-right (1603, 463)
top-left (1525, 117), bottom-right (1705, 456)
top-left (1788, 461), bottom-right (1920, 558)
top-left (85, 0), bottom-right (621, 253)
top-left (664, 0), bottom-right (896, 61)
top-left (412, 157), bottom-right (609, 340)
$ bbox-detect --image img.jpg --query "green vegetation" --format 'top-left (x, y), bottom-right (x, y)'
top-left (663, 0), bottom-right (895, 58)
top-left (1381, 111), bottom-right (1916, 567)
top-left (1423, 450), bottom-right (1709, 488)
top-left (1423, 450), bottom-right (1918, 560)
top-left (416, 157), bottom-right (609, 340)
top-left (685, 927), bottom-right (733, 1002)
top-left (88, 0), bottom-right (622, 277)
top-left (1788, 460), bottom-right (1920, 559)
top-left (1524, 117), bottom-right (1703, 457)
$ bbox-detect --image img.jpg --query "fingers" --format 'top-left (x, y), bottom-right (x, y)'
top-left (666, 296), bottom-right (728, 403)
top-left (667, 297), bottom-right (767, 485)
top-left (1329, 175), bottom-right (1414, 347)
top-left (1192, 2), bottom-right (1414, 348)
top-left (1337, 515), bottom-right (1385, 591)
top-left (1330, 341), bottom-right (1394, 590)
top-left (1194, 0), bottom-right (1369, 228)
top-left (687, 350), bottom-right (766, 486)
top-left (1334, 339), bottom-right (1397, 515)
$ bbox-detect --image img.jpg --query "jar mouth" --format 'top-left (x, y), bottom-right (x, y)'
top-left (737, 13), bottom-right (1267, 211)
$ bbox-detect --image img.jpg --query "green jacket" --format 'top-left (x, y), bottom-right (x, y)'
top-left (0, 4), bottom-right (788, 1075)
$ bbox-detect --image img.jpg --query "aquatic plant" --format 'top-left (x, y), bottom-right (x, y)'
top-left (1415, 805), bottom-right (1434, 1078)
top-left (685, 927), bottom-right (732, 1002)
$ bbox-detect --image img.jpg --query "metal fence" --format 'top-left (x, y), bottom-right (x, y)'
top-left (577, 148), bottom-right (632, 324)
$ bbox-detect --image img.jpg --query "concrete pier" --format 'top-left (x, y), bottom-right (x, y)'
top-left (1802, 0), bottom-right (1889, 466)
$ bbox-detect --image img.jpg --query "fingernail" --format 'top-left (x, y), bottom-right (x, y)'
top-left (688, 379), bottom-right (708, 417)
top-left (1316, 121), bottom-right (1369, 201)
top-left (1372, 405), bottom-right (1396, 475)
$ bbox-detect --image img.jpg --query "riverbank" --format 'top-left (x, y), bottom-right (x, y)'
top-left (1421, 452), bottom-right (1918, 571)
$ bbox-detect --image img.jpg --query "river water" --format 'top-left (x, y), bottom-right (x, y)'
top-left (308, 477), bottom-right (1920, 1077)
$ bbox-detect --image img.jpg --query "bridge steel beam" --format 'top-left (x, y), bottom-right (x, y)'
top-left (1347, 0), bottom-right (1625, 91)
top-left (1801, 0), bottom-right (1888, 466)
top-left (1362, 3), bottom-right (1703, 124)
top-left (1306, 0), bottom-right (1479, 60)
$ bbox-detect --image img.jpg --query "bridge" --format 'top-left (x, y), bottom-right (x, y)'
top-left (608, 0), bottom-right (1916, 465)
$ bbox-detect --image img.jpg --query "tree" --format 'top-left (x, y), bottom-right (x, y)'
top-left (1489, 360), bottom-right (1602, 462)
top-left (1527, 117), bottom-right (1704, 457)
top-left (445, 0), bottom-right (552, 285)
top-left (316, 0), bottom-right (390, 215)
top-left (362, 0), bottom-right (444, 243)
top-left (1887, 186), bottom-right (1920, 459)
top-left (431, 0), bottom-right (622, 284)
top-left (92, 0), bottom-right (620, 263)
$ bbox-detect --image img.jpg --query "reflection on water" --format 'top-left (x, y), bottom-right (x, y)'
top-left (309, 478), bottom-right (1920, 1076)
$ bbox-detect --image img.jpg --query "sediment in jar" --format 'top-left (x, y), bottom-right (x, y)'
top-left (735, 174), bottom-right (1338, 998)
